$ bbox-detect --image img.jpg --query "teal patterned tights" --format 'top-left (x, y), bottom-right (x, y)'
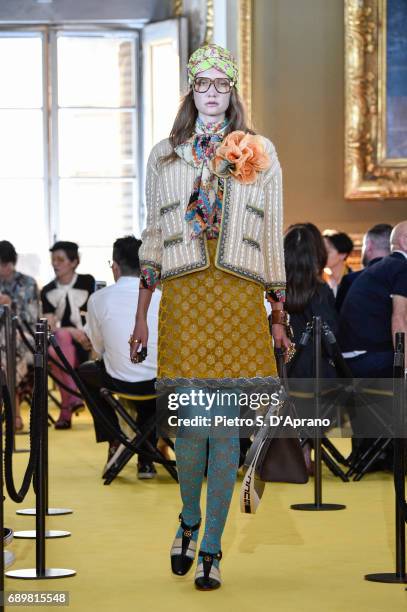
top-left (174, 388), bottom-right (240, 554)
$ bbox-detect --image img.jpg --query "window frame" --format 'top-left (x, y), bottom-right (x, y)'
top-left (0, 24), bottom-right (142, 247)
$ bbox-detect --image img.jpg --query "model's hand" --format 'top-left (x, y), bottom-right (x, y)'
top-left (129, 319), bottom-right (149, 363)
top-left (271, 324), bottom-right (292, 362)
top-left (0, 293), bottom-right (12, 306)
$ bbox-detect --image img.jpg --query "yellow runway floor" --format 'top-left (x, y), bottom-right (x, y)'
top-left (4, 405), bottom-right (407, 612)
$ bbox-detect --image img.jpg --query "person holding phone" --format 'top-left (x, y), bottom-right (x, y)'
top-left (130, 44), bottom-right (289, 591)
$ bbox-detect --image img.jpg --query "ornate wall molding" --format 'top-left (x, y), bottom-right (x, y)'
top-left (174, 0), bottom-right (208, 55)
top-left (204, 0), bottom-right (214, 44)
top-left (173, 0), bottom-right (183, 17)
top-left (239, 0), bottom-right (252, 123)
top-left (345, 0), bottom-right (407, 199)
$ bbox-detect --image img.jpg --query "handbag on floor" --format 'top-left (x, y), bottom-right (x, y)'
top-left (240, 349), bottom-right (308, 514)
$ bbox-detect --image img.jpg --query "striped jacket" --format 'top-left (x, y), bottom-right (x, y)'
top-left (139, 136), bottom-right (286, 302)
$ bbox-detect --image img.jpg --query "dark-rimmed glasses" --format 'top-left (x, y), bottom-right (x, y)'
top-left (193, 77), bottom-right (233, 94)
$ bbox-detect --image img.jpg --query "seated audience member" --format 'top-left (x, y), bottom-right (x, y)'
top-left (323, 231), bottom-right (354, 296)
top-left (80, 236), bottom-right (160, 480)
top-left (283, 225), bottom-right (338, 472)
top-left (284, 226), bottom-right (337, 372)
top-left (0, 240), bottom-right (39, 430)
top-left (304, 222), bottom-right (328, 279)
top-left (41, 241), bottom-right (95, 429)
top-left (287, 222), bottom-right (328, 280)
top-left (336, 224), bottom-right (392, 312)
top-left (338, 221), bottom-right (407, 469)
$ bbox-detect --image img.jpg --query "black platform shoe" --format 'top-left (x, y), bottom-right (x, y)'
top-left (170, 514), bottom-right (201, 576)
top-left (194, 550), bottom-right (222, 590)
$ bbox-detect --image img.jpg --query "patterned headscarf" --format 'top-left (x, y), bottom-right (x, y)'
top-left (187, 44), bottom-right (239, 86)
top-left (175, 116), bottom-right (229, 239)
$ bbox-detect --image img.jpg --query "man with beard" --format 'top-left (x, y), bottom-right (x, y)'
top-left (338, 221), bottom-right (407, 471)
top-left (336, 224), bottom-right (392, 312)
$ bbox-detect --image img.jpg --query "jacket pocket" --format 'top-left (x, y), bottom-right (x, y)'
top-left (242, 202), bottom-right (264, 243)
top-left (164, 232), bottom-right (183, 248)
top-left (160, 201), bottom-right (183, 239)
top-left (160, 201), bottom-right (180, 215)
top-left (245, 203), bottom-right (264, 218)
top-left (242, 236), bottom-right (261, 251)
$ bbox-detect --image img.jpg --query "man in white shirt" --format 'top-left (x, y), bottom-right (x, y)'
top-left (79, 236), bottom-right (161, 479)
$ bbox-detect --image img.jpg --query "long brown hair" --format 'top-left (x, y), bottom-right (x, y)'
top-left (284, 225), bottom-right (323, 313)
top-left (287, 222), bottom-right (328, 277)
top-left (160, 87), bottom-right (255, 165)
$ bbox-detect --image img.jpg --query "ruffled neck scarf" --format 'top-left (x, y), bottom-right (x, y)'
top-left (175, 116), bottom-right (229, 239)
top-left (46, 273), bottom-right (85, 329)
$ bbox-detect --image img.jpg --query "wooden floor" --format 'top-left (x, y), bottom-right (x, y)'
top-left (4, 404), bottom-right (407, 612)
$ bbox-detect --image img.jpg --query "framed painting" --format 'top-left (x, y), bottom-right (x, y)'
top-left (345, 0), bottom-right (407, 199)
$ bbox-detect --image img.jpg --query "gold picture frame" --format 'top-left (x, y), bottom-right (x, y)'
top-left (344, 0), bottom-right (407, 199)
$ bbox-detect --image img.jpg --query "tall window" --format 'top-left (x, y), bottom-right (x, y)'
top-left (0, 29), bottom-right (139, 284)
top-left (55, 32), bottom-right (139, 282)
top-left (0, 33), bottom-right (48, 280)
top-left (0, 20), bottom-right (186, 285)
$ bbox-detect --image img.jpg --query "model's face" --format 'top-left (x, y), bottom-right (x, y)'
top-left (51, 250), bottom-right (78, 279)
top-left (324, 238), bottom-right (346, 268)
top-left (192, 67), bottom-right (232, 120)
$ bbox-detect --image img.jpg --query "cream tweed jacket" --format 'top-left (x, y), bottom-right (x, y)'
top-left (139, 136), bottom-right (286, 301)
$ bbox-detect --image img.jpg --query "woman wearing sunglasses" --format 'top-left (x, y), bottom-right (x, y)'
top-left (130, 44), bottom-right (290, 591)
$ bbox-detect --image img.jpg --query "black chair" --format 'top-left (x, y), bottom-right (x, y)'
top-left (345, 381), bottom-right (395, 481)
top-left (100, 388), bottom-right (178, 484)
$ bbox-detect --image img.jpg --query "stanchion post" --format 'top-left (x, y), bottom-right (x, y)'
top-left (365, 331), bottom-right (407, 584)
top-left (38, 321), bottom-right (49, 513)
top-left (395, 333), bottom-right (406, 580)
top-left (36, 330), bottom-right (46, 576)
top-left (3, 305), bottom-right (16, 434)
top-left (14, 321), bottom-right (71, 537)
top-left (314, 316), bottom-right (322, 507)
top-left (10, 316), bottom-right (17, 420)
top-left (0, 370), bottom-right (5, 611)
top-left (291, 316), bottom-right (345, 512)
top-left (6, 329), bottom-right (76, 579)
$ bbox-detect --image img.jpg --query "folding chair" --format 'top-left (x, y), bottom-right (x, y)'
top-left (278, 322), bottom-right (352, 482)
top-left (345, 383), bottom-right (395, 481)
top-left (289, 386), bottom-right (350, 482)
top-left (100, 388), bottom-right (178, 484)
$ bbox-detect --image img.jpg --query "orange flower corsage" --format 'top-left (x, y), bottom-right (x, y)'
top-left (210, 131), bottom-right (271, 184)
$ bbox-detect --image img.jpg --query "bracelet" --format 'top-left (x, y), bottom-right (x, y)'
top-left (271, 310), bottom-right (288, 326)
top-left (128, 335), bottom-right (142, 346)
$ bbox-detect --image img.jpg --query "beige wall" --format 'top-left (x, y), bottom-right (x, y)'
top-left (252, 0), bottom-right (407, 236)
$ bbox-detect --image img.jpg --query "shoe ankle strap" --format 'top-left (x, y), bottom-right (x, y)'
top-left (179, 514), bottom-right (201, 532)
top-left (198, 550), bottom-right (222, 562)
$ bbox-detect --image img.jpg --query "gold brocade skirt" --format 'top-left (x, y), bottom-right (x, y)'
top-left (157, 239), bottom-right (277, 385)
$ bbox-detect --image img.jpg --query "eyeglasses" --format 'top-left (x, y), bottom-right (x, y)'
top-left (108, 260), bottom-right (113, 269)
top-left (193, 77), bottom-right (233, 94)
